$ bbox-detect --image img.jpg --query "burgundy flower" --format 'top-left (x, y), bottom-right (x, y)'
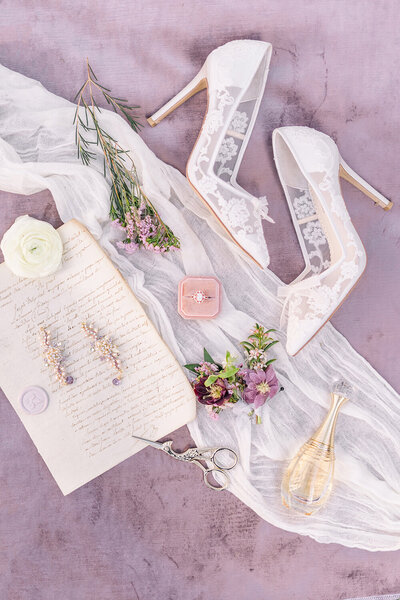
top-left (193, 377), bottom-right (233, 407)
top-left (243, 366), bottom-right (279, 409)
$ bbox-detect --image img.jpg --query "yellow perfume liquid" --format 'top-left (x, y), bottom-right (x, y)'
top-left (281, 380), bottom-right (352, 515)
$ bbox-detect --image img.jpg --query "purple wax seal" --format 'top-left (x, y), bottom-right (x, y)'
top-left (20, 386), bottom-right (49, 415)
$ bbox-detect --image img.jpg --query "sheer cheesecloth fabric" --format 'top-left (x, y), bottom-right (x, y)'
top-left (1, 65), bottom-right (399, 551)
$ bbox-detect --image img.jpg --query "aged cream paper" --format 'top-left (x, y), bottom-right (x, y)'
top-left (0, 220), bottom-right (196, 494)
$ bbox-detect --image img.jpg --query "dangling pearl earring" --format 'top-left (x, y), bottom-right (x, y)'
top-left (81, 322), bottom-right (122, 386)
top-left (39, 327), bottom-right (74, 386)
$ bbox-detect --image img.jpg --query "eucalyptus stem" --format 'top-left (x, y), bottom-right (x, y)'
top-left (73, 60), bottom-right (180, 254)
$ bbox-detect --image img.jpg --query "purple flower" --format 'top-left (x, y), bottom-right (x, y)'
top-left (207, 408), bottom-right (219, 420)
top-left (195, 361), bottom-right (219, 376)
top-left (116, 240), bottom-right (138, 254)
top-left (243, 366), bottom-right (279, 409)
top-left (193, 377), bottom-right (233, 407)
top-left (111, 219), bottom-right (124, 229)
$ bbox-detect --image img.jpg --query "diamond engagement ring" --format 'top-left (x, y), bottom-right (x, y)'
top-left (178, 276), bottom-right (221, 320)
top-left (190, 290), bottom-right (212, 304)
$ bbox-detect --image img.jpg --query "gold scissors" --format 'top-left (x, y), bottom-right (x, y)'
top-left (132, 435), bottom-right (238, 491)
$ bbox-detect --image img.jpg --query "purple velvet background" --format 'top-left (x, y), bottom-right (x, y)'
top-left (1, 1), bottom-right (400, 598)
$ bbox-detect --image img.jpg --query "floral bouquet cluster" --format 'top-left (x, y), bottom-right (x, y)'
top-left (184, 324), bottom-right (282, 424)
top-left (112, 181), bottom-right (180, 255)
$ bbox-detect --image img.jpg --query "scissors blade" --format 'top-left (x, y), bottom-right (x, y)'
top-left (131, 434), bottom-right (165, 450)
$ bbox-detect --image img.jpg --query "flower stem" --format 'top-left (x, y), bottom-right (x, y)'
top-left (74, 60), bottom-right (180, 253)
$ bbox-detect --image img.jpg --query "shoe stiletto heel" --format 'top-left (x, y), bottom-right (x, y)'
top-left (147, 40), bottom-right (274, 269)
top-left (273, 126), bottom-right (392, 356)
top-left (339, 158), bottom-right (393, 211)
top-left (147, 68), bottom-right (207, 127)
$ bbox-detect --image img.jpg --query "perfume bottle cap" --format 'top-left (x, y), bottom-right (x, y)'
top-left (332, 380), bottom-right (352, 399)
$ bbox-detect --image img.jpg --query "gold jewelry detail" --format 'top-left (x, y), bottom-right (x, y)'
top-left (39, 327), bottom-right (73, 386)
top-left (81, 322), bottom-right (123, 386)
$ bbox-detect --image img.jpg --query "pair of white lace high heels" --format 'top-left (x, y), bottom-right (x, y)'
top-left (147, 40), bottom-right (392, 356)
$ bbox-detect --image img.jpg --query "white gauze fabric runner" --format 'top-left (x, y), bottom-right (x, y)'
top-left (1, 65), bottom-right (399, 551)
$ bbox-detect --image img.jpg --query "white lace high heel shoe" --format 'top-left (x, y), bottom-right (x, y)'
top-left (147, 40), bottom-right (273, 269)
top-left (273, 126), bottom-right (392, 356)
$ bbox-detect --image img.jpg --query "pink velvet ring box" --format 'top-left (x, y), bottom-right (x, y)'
top-left (178, 276), bottom-right (221, 320)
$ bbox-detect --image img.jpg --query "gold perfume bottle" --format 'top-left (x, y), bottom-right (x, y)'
top-left (281, 380), bottom-right (352, 515)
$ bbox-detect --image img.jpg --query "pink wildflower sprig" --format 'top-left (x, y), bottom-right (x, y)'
top-left (113, 169), bottom-right (180, 254)
top-left (74, 60), bottom-right (180, 255)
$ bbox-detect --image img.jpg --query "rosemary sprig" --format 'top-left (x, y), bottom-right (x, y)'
top-left (73, 60), bottom-right (180, 254)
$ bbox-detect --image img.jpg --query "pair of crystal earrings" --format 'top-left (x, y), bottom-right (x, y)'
top-left (39, 322), bottom-right (122, 387)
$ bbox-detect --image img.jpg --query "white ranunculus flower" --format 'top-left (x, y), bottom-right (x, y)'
top-left (1, 215), bottom-right (63, 278)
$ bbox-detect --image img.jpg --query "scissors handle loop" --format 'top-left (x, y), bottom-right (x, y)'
top-left (202, 467), bottom-right (230, 491)
top-left (211, 447), bottom-right (238, 470)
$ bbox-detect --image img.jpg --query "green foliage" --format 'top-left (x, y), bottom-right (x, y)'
top-left (74, 60), bottom-right (180, 252)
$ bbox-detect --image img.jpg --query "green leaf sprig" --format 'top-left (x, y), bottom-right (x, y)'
top-left (74, 60), bottom-right (180, 254)
top-left (240, 323), bottom-right (278, 369)
top-left (205, 351), bottom-right (239, 386)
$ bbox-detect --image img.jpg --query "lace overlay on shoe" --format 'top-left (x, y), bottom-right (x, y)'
top-left (287, 186), bottom-right (331, 276)
top-left (194, 86), bottom-right (262, 242)
top-left (275, 127), bottom-right (366, 350)
top-left (188, 49), bottom-right (272, 265)
top-left (214, 101), bottom-right (255, 181)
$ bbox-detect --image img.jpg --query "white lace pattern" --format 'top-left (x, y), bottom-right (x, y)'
top-left (230, 110), bottom-right (249, 133)
top-left (187, 41), bottom-right (272, 268)
top-left (292, 190), bottom-right (315, 219)
top-left (275, 127), bottom-right (366, 353)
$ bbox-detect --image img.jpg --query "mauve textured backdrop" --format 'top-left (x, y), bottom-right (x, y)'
top-left (1, 1), bottom-right (400, 599)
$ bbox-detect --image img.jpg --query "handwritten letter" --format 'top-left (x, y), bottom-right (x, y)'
top-left (0, 220), bottom-right (196, 494)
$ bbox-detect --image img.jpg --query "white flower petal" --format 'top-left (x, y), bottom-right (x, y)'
top-left (1, 215), bottom-right (63, 279)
